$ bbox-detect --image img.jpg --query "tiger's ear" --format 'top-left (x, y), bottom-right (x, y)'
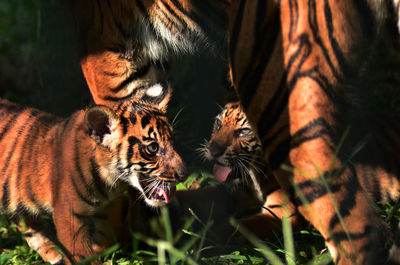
top-left (143, 83), bottom-right (171, 112)
top-left (85, 106), bottom-right (119, 147)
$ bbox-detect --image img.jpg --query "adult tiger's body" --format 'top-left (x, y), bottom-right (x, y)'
top-left (65, 0), bottom-right (400, 264)
top-left (0, 98), bottom-right (187, 264)
top-left (63, 0), bottom-right (223, 108)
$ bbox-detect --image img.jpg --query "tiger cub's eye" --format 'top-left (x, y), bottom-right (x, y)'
top-left (146, 142), bottom-right (159, 155)
top-left (214, 118), bottom-right (222, 131)
top-left (237, 128), bottom-right (253, 137)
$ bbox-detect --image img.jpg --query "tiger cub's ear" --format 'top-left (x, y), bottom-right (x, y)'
top-left (85, 106), bottom-right (120, 148)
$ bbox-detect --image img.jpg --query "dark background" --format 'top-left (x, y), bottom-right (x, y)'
top-left (0, 0), bottom-right (226, 171)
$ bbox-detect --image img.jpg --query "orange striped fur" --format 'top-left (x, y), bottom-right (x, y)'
top-left (0, 98), bottom-right (186, 264)
top-left (65, 0), bottom-right (400, 264)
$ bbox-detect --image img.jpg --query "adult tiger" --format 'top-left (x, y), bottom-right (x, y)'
top-left (0, 98), bottom-right (187, 264)
top-left (64, 0), bottom-right (400, 264)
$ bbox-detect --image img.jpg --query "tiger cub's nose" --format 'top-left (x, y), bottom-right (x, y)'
top-left (208, 141), bottom-right (226, 158)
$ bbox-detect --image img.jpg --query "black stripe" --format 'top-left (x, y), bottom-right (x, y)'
top-left (147, 164), bottom-right (159, 174)
top-left (1, 111), bottom-right (40, 175)
top-left (70, 171), bottom-right (100, 207)
top-left (160, 0), bottom-right (188, 29)
top-left (102, 85), bottom-right (147, 102)
top-left (323, 0), bottom-right (352, 78)
top-left (290, 117), bottom-right (336, 150)
top-left (170, 0), bottom-right (228, 45)
top-left (328, 165), bottom-right (360, 230)
top-left (70, 131), bottom-right (99, 207)
top-left (2, 176), bottom-right (10, 209)
top-left (90, 157), bottom-right (109, 199)
top-left (110, 64), bottom-right (151, 93)
top-left (120, 115), bottom-right (129, 135)
top-left (129, 111), bottom-right (137, 125)
top-left (17, 115), bottom-right (41, 209)
top-left (73, 123), bottom-right (93, 196)
top-left (141, 114), bottom-right (151, 128)
top-left (0, 113), bottom-right (19, 142)
top-left (127, 136), bottom-right (152, 163)
top-left (0, 101), bottom-right (25, 112)
top-left (308, 0), bottom-right (340, 80)
top-left (127, 136), bottom-right (140, 163)
top-left (294, 168), bottom-right (344, 207)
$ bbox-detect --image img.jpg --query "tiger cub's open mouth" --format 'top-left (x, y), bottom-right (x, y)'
top-left (138, 175), bottom-right (176, 204)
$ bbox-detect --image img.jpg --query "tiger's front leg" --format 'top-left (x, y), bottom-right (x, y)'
top-left (52, 199), bottom-right (120, 265)
top-left (16, 215), bottom-right (63, 264)
top-left (285, 65), bottom-right (393, 263)
top-left (285, 52), bottom-right (392, 264)
top-left (278, 0), bottom-right (395, 263)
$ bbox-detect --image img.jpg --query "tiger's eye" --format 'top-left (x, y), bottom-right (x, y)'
top-left (238, 128), bottom-right (253, 137)
top-left (214, 118), bottom-right (222, 131)
top-left (146, 142), bottom-right (159, 155)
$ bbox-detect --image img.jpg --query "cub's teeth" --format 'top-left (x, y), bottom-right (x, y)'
top-left (159, 188), bottom-right (169, 202)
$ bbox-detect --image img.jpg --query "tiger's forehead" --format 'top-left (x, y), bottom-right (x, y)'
top-left (116, 102), bottom-right (172, 136)
top-left (220, 102), bottom-right (247, 126)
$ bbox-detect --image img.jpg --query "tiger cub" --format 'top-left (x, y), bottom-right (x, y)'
top-left (204, 102), bottom-right (275, 203)
top-left (0, 98), bottom-right (187, 264)
top-left (204, 102), bottom-right (301, 237)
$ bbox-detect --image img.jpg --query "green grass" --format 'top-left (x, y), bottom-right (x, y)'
top-left (2, 171), bottom-right (400, 265)
top-left (0, 172), bottom-right (329, 265)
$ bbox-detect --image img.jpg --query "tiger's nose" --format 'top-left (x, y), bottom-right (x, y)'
top-left (208, 141), bottom-right (226, 158)
top-left (175, 163), bottom-right (188, 182)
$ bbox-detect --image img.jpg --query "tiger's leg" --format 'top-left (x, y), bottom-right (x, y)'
top-left (279, 0), bottom-right (392, 264)
top-left (52, 199), bottom-right (121, 265)
top-left (16, 215), bottom-right (63, 264)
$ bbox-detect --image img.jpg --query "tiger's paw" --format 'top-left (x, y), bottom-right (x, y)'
top-left (36, 244), bottom-right (63, 265)
top-left (24, 230), bottom-right (63, 264)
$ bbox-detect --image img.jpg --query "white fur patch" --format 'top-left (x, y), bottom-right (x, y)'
top-left (146, 83), bottom-right (163, 97)
top-left (136, 8), bottom-right (202, 60)
top-left (326, 242), bottom-right (338, 262)
top-left (128, 174), bottom-right (166, 207)
top-left (249, 169), bottom-right (264, 202)
top-left (25, 232), bottom-right (63, 264)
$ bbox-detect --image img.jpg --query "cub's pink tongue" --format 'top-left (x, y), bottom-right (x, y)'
top-left (213, 164), bottom-right (232, 182)
top-left (157, 188), bottom-right (169, 203)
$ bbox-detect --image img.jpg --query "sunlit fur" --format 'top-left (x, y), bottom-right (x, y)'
top-left (0, 98), bottom-right (186, 264)
top-left (64, 0), bottom-right (224, 108)
top-left (66, 0), bottom-right (400, 264)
